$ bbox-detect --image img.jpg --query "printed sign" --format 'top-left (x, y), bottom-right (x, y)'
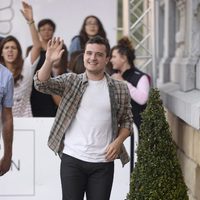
top-left (0, 118), bottom-right (130, 200)
top-left (0, 129), bottom-right (35, 196)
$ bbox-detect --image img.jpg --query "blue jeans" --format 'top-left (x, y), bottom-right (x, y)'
top-left (60, 154), bottom-right (114, 200)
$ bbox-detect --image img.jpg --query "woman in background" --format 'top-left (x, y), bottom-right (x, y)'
top-left (110, 36), bottom-right (150, 172)
top-left (25, 4), bottom-right (68, 117)
top-left (68, 15), bottom-right (107, 59)
top-left (0, 2), bottom-right (41, 117)
top-left (68, 50), bottom-right (85, 74)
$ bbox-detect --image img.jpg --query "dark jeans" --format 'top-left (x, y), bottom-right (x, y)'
top-left (60, 154), bottom-right (114, 200)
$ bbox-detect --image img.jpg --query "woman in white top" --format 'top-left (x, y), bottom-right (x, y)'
top-left (0, 2), bottom-right (41, 117)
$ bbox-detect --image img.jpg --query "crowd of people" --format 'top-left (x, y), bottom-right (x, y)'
top-left (0, 1), bottom-right (151, 199)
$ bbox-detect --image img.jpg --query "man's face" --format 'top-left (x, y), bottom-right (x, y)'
top-left (84, 43), bottom-right (109, 76)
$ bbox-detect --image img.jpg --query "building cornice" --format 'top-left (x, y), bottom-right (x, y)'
top-left (159, 83), bottom-right (200, 130)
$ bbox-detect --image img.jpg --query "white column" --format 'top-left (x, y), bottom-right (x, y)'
top-left (123, 0), bottom-right (129, 36)
top-left (151, 0), bottom-right (158, 87)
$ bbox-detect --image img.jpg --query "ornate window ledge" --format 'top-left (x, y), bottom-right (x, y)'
top-left (159, 83), bottom-right (200, 130)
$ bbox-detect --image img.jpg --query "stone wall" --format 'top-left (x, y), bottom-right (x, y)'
top-left (167, 110), bottom-right (200, 200)
top-left (153, 0), bottom-right (200, 199)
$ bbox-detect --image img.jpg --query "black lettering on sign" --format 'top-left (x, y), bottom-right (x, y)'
top-left (10, 160), bottom-right (20, 171)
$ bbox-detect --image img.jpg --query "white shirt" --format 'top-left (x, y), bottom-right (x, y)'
top-left (12, 53), bottom-right (40, 117)
top-left (63, 76), bottom-right (113, 162)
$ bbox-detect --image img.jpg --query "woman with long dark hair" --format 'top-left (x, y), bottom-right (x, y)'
top-left (69, 15), bottom-right (107, 59)
top-left (0, 2), bottom-right (41, 117)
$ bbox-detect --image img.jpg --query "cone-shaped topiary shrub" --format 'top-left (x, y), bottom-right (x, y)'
top-left (127, 88), bottom-right (188, 200)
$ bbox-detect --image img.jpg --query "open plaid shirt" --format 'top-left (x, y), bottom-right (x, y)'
top-left (34, 72), bottom-right (133, 166)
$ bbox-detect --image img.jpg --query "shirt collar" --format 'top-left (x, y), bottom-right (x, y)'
top-left (82, 71), bottom-right (114, 86)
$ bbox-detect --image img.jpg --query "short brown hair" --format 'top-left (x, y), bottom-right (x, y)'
top-left (85, 35), bottom-right (110, 57)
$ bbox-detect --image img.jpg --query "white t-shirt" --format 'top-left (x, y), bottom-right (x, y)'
top-left (63, 76), bottom-right (113, 162)
top-left (12, 53), bottom-right (40, 117)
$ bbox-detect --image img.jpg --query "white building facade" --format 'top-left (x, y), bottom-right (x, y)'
top-left (125, 0), bottom-right (200, 199)
top-left (155, 0), bottom-right (200, 199)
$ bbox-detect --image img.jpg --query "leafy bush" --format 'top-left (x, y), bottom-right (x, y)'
top-left (127, 88), bottom-right (188, 200)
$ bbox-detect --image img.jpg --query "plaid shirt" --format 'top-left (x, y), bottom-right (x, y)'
top-left (34, 72), bottom-right (133, 166)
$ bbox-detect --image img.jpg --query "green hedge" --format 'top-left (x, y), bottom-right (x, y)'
top-left (127, 88), bottom-right (188, 200)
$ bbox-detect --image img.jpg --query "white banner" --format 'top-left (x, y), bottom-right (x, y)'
top-left (0, 118), bottom-right (130, 200)
top-left (1, 129), bottom-right (35, 196)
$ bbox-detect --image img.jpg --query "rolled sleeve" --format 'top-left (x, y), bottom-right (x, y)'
top-left (33, 71), bottom-right (51, 92)
top-left (33, 71), bottom-right (72, 96)
top-left (119, 84), bottom-right (134, 135)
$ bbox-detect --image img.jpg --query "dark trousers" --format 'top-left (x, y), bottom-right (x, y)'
top-left (60, 154), bottom-right (114, 200)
